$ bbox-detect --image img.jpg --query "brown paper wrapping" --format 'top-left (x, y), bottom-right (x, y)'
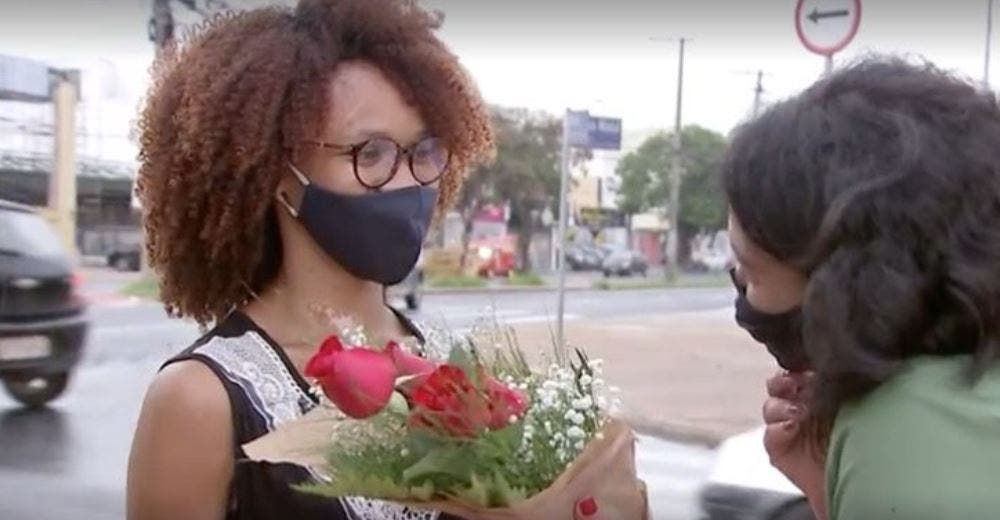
top-left (243, 409), bottom-right (649, 520)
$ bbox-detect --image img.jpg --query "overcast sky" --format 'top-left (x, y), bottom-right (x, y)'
top-left (0, 0), bottom-right (995, 162)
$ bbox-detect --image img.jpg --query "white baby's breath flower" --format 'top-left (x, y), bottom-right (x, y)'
top-left (574, 440), bottom-right (586, 451)
top-left (566, 426), bottom-right (586, 439)
top-left (579, 374), bottom-right (593, 386)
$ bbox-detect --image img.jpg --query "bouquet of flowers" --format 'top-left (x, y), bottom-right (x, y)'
top-left (244, 316), bottom-right (648, 519)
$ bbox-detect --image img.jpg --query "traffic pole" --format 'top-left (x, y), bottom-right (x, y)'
top-left (555, 110), bottom-right (571, 364)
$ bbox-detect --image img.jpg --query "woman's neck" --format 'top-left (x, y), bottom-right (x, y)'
top-left (244, 255), bottom-right (405, 352)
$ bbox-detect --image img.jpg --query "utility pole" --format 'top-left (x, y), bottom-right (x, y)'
top-left (986, 0), bottom-right (995, 88)
top-left (732, 69), bottom-right (769, 118)
top-left (555, 111), bottom-right (571, 361)
top-left (664, 37), bottom-right (687, 280)
top-left (49, 70), bottom-right (79, 256)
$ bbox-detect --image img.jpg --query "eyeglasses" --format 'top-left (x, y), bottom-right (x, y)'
top-left (302, 136), bottom-right (450, 190)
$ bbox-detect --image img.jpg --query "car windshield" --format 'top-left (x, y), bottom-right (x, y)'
top-left (0, 209), bottom-right (66, 258)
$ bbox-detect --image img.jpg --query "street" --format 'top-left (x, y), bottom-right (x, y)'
top-left (0, 277), bottom-right (732, 520)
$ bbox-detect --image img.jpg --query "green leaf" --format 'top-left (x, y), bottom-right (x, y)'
top-left (449, 472), bottom-right (530, 508)
top-left (402, 445), bottom-right (478, 483)
top-left (450, 473), bottom-right (492, 508)
top-left (486, 472), bottom-right (528, 507)
top-left (297, 474), bottom-right (436, 503)
top-left (483, 419), bottom-right (524, 454)
top-left (386, 391), bottom-right (410, 416)
top-left (447, 344), bottom-right (479, 385)
top-left (406, 429), bottom-right (449, 458)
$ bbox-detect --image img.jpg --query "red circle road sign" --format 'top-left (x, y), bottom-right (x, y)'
top-left (795, 0), bottom-right (862, 57)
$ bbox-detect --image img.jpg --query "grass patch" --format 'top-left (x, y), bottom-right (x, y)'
top-left (427, 274), bottom-right (488, 289)
top-left (508, 271), bottom-right (545, 287)
top-left (121, 276), bottom-right (160, 300)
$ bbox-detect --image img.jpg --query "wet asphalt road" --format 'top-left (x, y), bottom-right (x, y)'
top-left (0, 280), bottom-right (728, 519)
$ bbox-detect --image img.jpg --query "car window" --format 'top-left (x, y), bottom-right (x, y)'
top-left (0, 209), bottom-right (66, 258)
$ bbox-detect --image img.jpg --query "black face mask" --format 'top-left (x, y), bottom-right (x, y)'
top-left (730, 269), bottom-right (810, 371)
top-left (280, 163), bottom-right (437, 286)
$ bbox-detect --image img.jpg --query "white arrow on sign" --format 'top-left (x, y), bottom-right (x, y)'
top-left (795, 0), bottom-right (862, 56)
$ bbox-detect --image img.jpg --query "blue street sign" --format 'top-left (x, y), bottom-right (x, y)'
top-left (565, 110), bottom-right (622, 151)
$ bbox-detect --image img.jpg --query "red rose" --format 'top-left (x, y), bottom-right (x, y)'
top-left (409, 365), bottom-right (530, 437)
top-left (386, 341), bottom-right (437, 378)
top-left (485, 376), bottom-right (529, 430)
top-left (409, 365), bottom-right (491, 437)
top-left (304, 335), bottom-right (396, 419)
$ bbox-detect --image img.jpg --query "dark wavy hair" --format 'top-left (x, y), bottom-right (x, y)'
top-left (723, 57), bottom-right (1000, 440)
top-left (136, 0), bottom-right (495, 325)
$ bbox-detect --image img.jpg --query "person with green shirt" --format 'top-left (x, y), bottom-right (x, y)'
top-left (722, 57), bottom-right (1000, 519)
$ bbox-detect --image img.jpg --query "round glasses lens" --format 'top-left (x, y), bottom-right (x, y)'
top-left (356, 138), bottom-right (400, 187)
top-left (410, 137), bottom-right (449, 184)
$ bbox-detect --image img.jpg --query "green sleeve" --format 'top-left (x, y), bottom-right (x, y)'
top-left (825, 357), bottom-right (1000, 520)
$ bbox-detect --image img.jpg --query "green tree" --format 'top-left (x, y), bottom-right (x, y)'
top-left (615, 125), bottom-right (728, 262)
top-left (459, 108), bottom-right (562, 271)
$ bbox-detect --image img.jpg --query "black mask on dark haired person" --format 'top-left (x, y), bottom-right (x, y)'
top-left (730, 269), bottom-right (810, 371)
top-left (279, 163), bottom-right (436, 286)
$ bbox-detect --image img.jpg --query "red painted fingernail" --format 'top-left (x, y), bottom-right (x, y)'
top-left (579, 497), bottom-right (599, 516)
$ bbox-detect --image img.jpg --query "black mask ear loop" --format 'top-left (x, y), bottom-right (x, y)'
top-left (729, 267), bottom-right (747, 295)
top-left (276, 161), bottom-right (311, 218)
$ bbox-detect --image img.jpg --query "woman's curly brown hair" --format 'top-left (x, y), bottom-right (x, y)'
top-left (136, 0), bottom-right (495, 325)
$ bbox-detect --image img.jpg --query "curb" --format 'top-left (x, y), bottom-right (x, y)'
top-left (624, 412), bottom-right (727, 448)
top-left (422, 282), bottom-right (729, 295)
top-left (422, 285), bottom-right (592, 296)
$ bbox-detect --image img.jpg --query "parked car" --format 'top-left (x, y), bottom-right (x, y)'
top-left (0, 200), bottom-right (88, 407)
top-left (601, 250), bottom-right (648, 277)
top-left (699, 427), bottom-right (814, 520)
top-left (107, 245), bottom-right (141, 272)
top-left (565, 244), bottom-right (604, 271)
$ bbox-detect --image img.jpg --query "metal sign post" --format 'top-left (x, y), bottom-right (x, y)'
top-left (795, 0), bottom-right (862, 75)
top-left (556, 110), bottom-right (622, 362)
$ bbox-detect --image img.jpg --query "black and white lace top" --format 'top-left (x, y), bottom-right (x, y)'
top-left (163, 310), bottom-right (461, 520)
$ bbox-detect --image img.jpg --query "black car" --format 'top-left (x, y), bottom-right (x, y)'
top-left (108, 246), bottom-right (141, 272)
top-left (0, 200), bottom-right (88, 407)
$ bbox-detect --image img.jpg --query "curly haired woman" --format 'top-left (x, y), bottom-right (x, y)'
top-left (727, 58), bottom-right (1000, 519)
top-left (125, 1), bottom-right (499, 519)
